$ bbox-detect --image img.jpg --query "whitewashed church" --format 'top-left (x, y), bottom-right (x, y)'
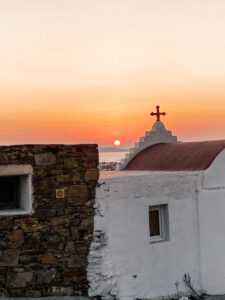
top-left (88, 106), bottom-right (225, 300)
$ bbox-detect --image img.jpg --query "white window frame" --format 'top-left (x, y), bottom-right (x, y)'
top-left (0, 165), bottom-right (33, 216)
top-left (149, 204), bottom-right (169, 243)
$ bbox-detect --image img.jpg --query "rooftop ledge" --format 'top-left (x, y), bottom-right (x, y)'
top-left (100, 170), bottom-right (202, 180)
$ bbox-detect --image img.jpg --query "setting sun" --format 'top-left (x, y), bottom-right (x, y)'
top-left (114, 140), bottom-right (121, 146)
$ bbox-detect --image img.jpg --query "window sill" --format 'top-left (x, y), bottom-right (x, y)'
top-left (0, 208), bottom-right (33, 216)
top-left (150, 237), bottom-right (169, 244)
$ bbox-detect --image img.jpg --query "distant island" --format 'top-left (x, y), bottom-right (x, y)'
top-left (99, 147), bottom-right (129, 153)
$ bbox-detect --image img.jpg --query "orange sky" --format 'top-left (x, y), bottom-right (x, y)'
top-left (1, 0), bottom-right (225, 147)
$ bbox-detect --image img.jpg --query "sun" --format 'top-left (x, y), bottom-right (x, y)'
top-left (114, 140), bottom-right (121, 146)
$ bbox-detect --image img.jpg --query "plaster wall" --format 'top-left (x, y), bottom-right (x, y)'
top-left (88, 172), bottom-right (201, 300)
top-left (198, 189), bottom-right (225, 295)
top-left (198, 151), bottom-right (225, 294)
top-left (203, 149), bottom-right (225, 189)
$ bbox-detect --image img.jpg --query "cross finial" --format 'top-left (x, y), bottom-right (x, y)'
top-left (150, 105), bottom-right (166, 121)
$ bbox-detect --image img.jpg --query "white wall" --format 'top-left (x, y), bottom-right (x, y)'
top-left (203, 149), bottom-right (225, 189)
top-left (88, 171), bottom-right (202, 300)
top-left (198, 189), bottom-right (225, 295)
top-left (199, 149), bottom-right (225, 294)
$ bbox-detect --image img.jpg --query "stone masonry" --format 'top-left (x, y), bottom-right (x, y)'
top-left (0, 144), bottom-right (99, 297)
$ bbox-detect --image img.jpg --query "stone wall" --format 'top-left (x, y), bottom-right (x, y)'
top-left (0, 144), bottom-right (99, 298)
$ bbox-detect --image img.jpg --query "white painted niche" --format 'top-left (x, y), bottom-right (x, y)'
top-left (0, 165), bottom-right (33, 216)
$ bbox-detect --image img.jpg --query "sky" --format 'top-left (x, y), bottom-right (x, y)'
top-left (1, 0), bottom-right (225, 147)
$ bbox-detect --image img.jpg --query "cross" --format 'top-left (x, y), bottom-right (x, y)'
top-left (150, 105), bottom-right (166, 121)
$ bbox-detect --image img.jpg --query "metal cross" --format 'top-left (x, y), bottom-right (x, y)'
top-left (150, 105), bottom-right (166, 121)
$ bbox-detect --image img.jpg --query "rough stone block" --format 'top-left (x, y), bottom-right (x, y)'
top-left (0, 250), bottom-right (20, 266)
top-left (15, 218), bottom-right (46, 233)
top-left (42, 232), bottom-right (66, 252)
top-left (0, 240), bottom-right (8, 250)
top-left (85, 169), bottom-right (99, 182)
top-left (36, 269), bottom-right (57, 285)
top-left (48, 286), bottom-right (73, 296)
top-left (71, 173), bottom-right (83, 184)
top-left (0, 153), bottom-right (9, 164)
top-left (71, 227), bottom-right (79, 237)
top-left (7, 230), bottom-right (24, 249)
top-left (50, 216), bottom-right (70, 228)
top-left (8, 271), bottom-right (33, 288)
top-left (33, 177), bottom-right (53, 194)
top-left (65, 241), bottom-right (76, 254)
top-left (41, 251), bottom-right (59, 267)
top-left (21, 232), bottom-right (41, 252)
top-left (64, 157), bottom-right (79, 169)
top-left (0, 220), bottom-right (13, 231)
top-left (67, 254), bottom-right (85, 268)
top-left (56, 174), bottom-right (71, 184)
top-left (0, 288), bottom-right (8, 297)
top-left (34, 167), bottom-right (47, 177)
top-left (25, 289), bottom-right (42, 297)
top-left (67, 184), bottom-right (89, 204)
top-left (34, 152), bottom-right (57, 166)
top-left (80, 219), bottom-right (93, 229)
top-left (24, 263), bottom-right (43, 271)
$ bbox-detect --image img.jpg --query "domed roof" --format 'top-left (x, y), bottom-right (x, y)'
top-left (124, 140), bottom-right (225, 171)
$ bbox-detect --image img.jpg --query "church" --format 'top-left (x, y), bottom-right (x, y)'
top-left (88, 106), bottom-right (225, 300)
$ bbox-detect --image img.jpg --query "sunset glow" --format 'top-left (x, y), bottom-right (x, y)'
top-left (1, 1), bottom-right (225, 146)
top-left (114, 140), bottom-right (121, 146)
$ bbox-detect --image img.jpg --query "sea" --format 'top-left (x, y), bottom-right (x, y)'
top-left (99, 151), bottom-right (129, 163)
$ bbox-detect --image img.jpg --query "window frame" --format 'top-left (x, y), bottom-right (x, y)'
top-left (0, 165), bottom-right (33, 216)
top-left (149, 204), bottom-right (169, 243)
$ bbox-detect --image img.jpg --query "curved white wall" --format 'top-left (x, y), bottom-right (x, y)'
top-left (203, 149), bottom-right (225, 189)
top-left (199, 149), bottom-right (225, 294)
top-left (199, 189), bottom-right (225, 294)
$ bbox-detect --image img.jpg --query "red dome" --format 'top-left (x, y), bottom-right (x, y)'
top-left (124, 140), bottom-right (225, 171)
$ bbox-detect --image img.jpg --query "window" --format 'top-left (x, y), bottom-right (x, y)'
top-left (149, 204), bottom-right (169, 243)
top-left (0, 176), bottom-right (20, 209)
top-left (0, 165), bottom-right (33, 216)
